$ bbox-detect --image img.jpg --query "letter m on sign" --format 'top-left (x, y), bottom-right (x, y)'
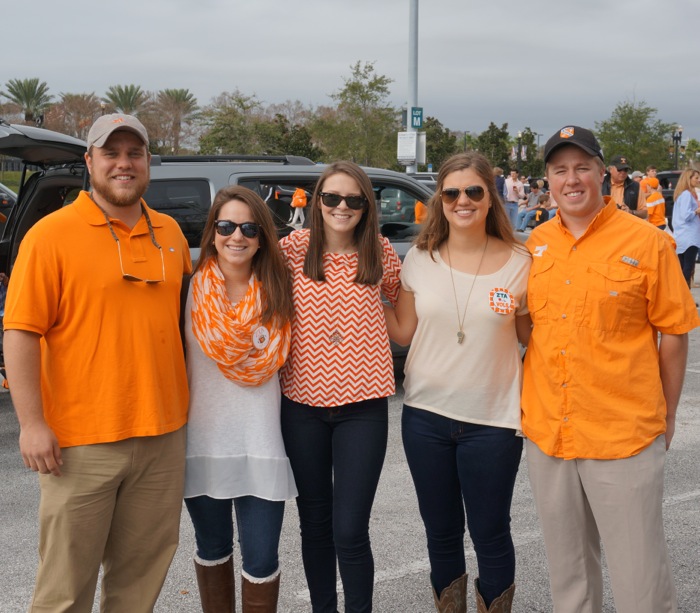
top-left (411, 107), bottom-right (423, 129)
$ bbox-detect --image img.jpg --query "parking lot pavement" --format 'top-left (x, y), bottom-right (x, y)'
top-left (2, 313), bottom-right (700, 611)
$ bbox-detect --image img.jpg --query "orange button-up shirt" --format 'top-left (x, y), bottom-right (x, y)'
top-left (522, 197), bottom-right (699, 459)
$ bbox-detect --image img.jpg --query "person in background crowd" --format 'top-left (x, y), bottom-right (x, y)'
top-left (630, 170), bottom-right (643, 182)
top-left (602, 155), bottom-right (647, 218)
top-left (4, 114), bottom-right (191, 612)
top-left (523, 126), bottom-right (698, 613)
top-left (414, 199), bottom-right (428, 224)
top-left (278, 161), bottom-right (401, 613)
top-left (641, 175), bottom-right (667, 230)
top-left (515, 179), bottom-right (545, 231)
top-left (291, 187), bottom-right (307, 226)
top-left (184, 186), bottom-right (297, 613)
top-left (384, 152), bottom-right (531, 613)
top-left (533, 193), bottom-right (552, 227)
top-left (671, 168), bottom-right (700, 287)
top-left (493, 167), bottom-right (506, 203)
top-left (503, 170), bottom-right (524, 229)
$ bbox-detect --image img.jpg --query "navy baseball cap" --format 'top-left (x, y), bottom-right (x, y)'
top-left (544, 126), bottom-right (604, 164)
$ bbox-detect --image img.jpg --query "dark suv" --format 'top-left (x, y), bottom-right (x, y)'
top-left (0, 121), bottom-right (431, 365)
top-left (0, 122), bottom-right (431, 270)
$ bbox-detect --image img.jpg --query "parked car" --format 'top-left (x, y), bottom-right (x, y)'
top-left (656, 170), bottom-right (681, 229)
top-left (0, 121), bottom-right (433, 368)
top-left (0, 181), bottom-right (17, 230)
top-left (409, 172), bottom-right (437, 192)
top-left (0, 181), bottom-right (16, 208)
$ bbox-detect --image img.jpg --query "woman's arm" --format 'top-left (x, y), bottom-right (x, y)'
top-left (383, 287), bottom-right (418, 347)
top-left (515, 313), bottom-right (533, 347)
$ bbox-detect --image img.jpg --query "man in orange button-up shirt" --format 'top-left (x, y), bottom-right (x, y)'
top-left (521, 126), bottom-right (699, 613)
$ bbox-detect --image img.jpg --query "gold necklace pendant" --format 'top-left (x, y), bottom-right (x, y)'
top-left (446, 236), bottom-right (489, 346)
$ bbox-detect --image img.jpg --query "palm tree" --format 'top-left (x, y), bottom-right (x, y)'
top-left (157, 89), bottom-right (198, 154)
top-left (1, 78), bottom-right (53, 123)
top-left (103, 84), bottom-right (147, 115)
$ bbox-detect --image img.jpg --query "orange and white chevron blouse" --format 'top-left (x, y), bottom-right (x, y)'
top-left (279, 230), bottom-right (401, 407)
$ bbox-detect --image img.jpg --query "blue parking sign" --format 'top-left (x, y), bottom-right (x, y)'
top-left (411, 107), bottom-right (423, 129)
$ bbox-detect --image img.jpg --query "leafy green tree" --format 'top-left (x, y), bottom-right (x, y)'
top-left (45, 92), bottom-right (102, 139)
top-left (595, 100), bottom-right (676, 171)
top-left (258, 114), bottom-right (324, 160)
top-left (421, 116), bottom-right (458, 172)
top-left (313, 61), bottom-right (398, 167)
top-left (517, 127), bottom-right (544, 179)
top-left (475, 122), bottom-right (511, 170)
top-left (198, 91), bottom-right (264, 155)
top-left (1, 78), bottom-right (53, 123)
top-left (681, 138), bottom-right (700, 170)
top-left (103, 84), bottom-right (148, 115)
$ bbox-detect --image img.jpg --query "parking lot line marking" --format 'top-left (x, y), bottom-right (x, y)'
top-left (663, 490), bottom-right (700, 506)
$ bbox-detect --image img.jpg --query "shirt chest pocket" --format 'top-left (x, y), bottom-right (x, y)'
top-left (577, 263), bottom-right (644, 331)
top-left (528, 257), bottom-right (554, 324)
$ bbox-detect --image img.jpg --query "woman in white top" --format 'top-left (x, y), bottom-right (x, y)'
top-left (385, 153), bottom-right (532, 613)
top-left (184, 186), bottom-right (297, 612)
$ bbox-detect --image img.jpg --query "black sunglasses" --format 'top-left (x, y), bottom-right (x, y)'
top-left (441, 186), bottom-right (486, 205)
top-left (215, 220), bottom-right (260, 238)
top-left (319, 192), bottom-right (367, 210)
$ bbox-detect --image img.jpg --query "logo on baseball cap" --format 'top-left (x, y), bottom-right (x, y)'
top-left (609, 155), bottom-right (631, 171)
top-left (544, 126), bottom-right (604, 164)
top-left (87, 114), bottom-right (149, 150)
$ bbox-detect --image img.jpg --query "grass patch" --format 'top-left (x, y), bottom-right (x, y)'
top-left (0, 171), bottom-right (21, 193)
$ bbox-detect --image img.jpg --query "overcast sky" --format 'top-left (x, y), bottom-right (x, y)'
top-left (5, 0), bottom-right (700, 160)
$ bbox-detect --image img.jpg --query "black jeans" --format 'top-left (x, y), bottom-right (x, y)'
top-left (402, 405), bottom-right (522, 607)
top-left (678, 246), bottom-right (698, 286)
top-left (281, 396), bottom-right (388, 613)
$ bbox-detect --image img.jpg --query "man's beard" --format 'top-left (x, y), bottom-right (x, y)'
top-left (91, 173), bottom-right (150, 208)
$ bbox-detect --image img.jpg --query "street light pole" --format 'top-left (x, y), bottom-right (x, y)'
top-left (672, 125), bottom-right (683, 169)
top-left (516, 131), bottom-right (523, 175)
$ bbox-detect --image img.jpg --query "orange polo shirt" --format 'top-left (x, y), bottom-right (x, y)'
top-left (522, 197), bottom-right (699, 459)
top-left (5, 191), bottom-right (192, 447)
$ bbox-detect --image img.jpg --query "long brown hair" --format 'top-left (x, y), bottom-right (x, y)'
top-left (195, 185), bottom-right (294, 326)
top-left (415, 152), bottom-right (517, 257)
top-left (303, 161), bottom-right (383, 285)
top-left (674, 168), bottom-right (700, 202)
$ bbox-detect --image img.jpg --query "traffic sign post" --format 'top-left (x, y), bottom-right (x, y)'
top-left (411, 107), bottom-right (423, 129)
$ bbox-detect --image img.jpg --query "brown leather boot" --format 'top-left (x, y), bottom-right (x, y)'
top-left (474, 579), bottom-right (515, 613)
top-left (241, 572), bottom-right (280, 613)
top-left (194, 556), bottom-right (235, 612)
top-left (432, 574), bottom-right (468, 613)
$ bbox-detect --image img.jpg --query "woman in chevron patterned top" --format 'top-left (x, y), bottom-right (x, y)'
top-left (184, 186), bottom-right (297, 612)
top-left (384, 153), bottom-right (532, 613)
top-left (278, 161), bottom-right (402, 613)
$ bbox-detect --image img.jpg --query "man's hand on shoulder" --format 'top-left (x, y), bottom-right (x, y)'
top-left (19, 421), bottom-right (62, 476)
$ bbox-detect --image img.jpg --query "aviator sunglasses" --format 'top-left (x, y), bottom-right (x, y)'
top-left (319, 192), bottom-right (367, 210)
top-left (441, 186), bottom-right (486, 205)
top-left (215, 220), bottom-right (260, 238)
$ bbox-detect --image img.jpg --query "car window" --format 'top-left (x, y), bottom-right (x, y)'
top-left (378, 186), bottom-right (419, 223)
top-left (144, 179), bottom-right (211, 247)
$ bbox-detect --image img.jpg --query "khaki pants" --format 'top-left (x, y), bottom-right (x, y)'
top-left (526, 436), bottom-right (676, 613)
top-left (30, 427), bottom-right (186, 613)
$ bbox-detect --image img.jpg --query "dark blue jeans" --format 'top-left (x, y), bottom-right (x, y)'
top-left (678, 246), bottom-right (698, 286)
top-left (184, 495), bottom-right (285, 579)
top-left (402, 405), bottom-right (522, 607)
top-left (281, 396), bottom-right (388, 613)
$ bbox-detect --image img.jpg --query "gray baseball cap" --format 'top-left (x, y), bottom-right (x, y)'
top-left (86, 114), bottom-right (149, 149)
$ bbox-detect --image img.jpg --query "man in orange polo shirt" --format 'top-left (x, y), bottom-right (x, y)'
top-left (522, 126), bottom-right (699, 613)
top-left (4, 114), bottom-right (191, 612)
